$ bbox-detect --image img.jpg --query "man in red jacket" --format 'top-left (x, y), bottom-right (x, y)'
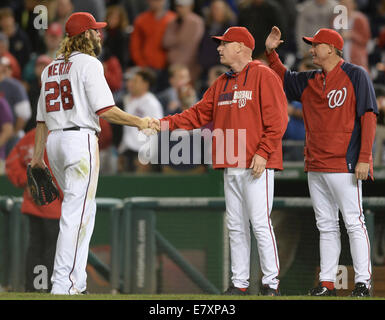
top-left (152, 27), bottom-right (288, 295)
top-left (5, 128), bottom-right (62, 292)
top-left (265, 27), bottom-right (377, 297)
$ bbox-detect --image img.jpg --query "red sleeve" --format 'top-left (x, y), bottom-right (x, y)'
top-left (103, 57), bottom-right (122, 92)
top-left (4, 52), bottom-right (21, 80)
top-left (161, 85), bottom-right (214, 131)
top-left (96, 105), bottom-right (114, 115)
top-left (98, 118), bottom-right (113, 150)
top-left (358, 111), bottom-right (377, 163)
top-left (265, 50), bottom-right (287, 83)
top-left (255, 67), bottom-right (288, 160)
top-left (5, 137), bottom-right (28, 187)
top-left (130, 18), bottom-right (146, 67)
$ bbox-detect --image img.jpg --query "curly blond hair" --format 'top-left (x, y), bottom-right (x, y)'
top-left (56, 32), bottom-right (96, 62)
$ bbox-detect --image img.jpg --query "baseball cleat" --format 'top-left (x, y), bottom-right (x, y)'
top-left (260, 285), bottom-right (281, 296)
top-left (308, 283), bottom-right (337, 296)
top-left (351, 282), bottom-right (370, 297)
top-left (223, 285), bottom-right (249, 296)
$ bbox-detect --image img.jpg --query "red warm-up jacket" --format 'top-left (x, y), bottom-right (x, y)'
top-left (161, 60), bottom-right (288, 170)
top-left (266, 50), bottom-right (378, 177)
top-left (5, 129), bottom-right (62, 219)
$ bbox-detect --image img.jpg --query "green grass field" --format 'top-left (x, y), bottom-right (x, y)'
top-left (0, 293), bottom-right (384, 300)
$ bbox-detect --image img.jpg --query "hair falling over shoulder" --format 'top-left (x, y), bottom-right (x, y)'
top-left (56, 32), bottom-right (96, 62)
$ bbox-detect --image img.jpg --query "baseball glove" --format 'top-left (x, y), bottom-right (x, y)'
top-left (27, 164), bottom-right (60, 206)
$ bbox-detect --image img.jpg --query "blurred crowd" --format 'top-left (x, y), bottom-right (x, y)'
top-left (0, 0), bottom-right (385, 176)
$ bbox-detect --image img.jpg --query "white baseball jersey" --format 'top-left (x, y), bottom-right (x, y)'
top-left (36, 51), bottom-right (115, 132)
top-left (37, 51), bottom-right (114, 294)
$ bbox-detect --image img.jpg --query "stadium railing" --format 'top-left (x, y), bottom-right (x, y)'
top-left (1, 196), bottom-right (384, 294)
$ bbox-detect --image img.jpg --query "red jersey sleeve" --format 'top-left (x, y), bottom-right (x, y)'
top-left (358, 111), bottom-right (377, 163)
top-left (161, 85), bottom-right (215, 130)
top-left (103, 57), bottom-right (122, 92)
top-left (130, 18), bottom-right (146, 67)
top-left (265, 50), bottom-right (287, 82)
top-left (5, 136), bottom-right (29, 187)
top-left (255, 66), bottom-right (288, 160)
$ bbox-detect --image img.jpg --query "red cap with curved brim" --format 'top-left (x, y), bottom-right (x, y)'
top-left (302, 28), bottom-right (344, 51)
top-left (65, 12), bottom-right (107, 37)
top-left (212, 26), bottom-right (255, 51)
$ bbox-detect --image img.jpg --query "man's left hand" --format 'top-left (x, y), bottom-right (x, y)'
top-left (249, 154), bottom-right (267, 178)
top-left (355, 162), bottom-right (370, 180)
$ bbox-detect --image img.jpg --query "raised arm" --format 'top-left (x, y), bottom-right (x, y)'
top-left (265, 26), bottom-right (284, 54)
top-left (265, 26), bottom-right (313, 102)
top-left (265, 26), bottom-right (287, 81)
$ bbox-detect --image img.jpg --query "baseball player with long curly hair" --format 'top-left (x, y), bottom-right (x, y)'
top-left (265, 27), bottom-right (378, 297)
top-left (30, 12), bottom-right (155, 295)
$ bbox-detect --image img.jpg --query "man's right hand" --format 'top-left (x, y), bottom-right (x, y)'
top-left (265, 26), bottom-right (284, 54)
top-left (138, 117), bottom-right (151, 131)
top-left (139, 118), bottom-right (161, 136)
top-left (149, 118), bottom-right (160, 131)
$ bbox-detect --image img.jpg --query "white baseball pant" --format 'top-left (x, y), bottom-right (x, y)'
top-left (308, 172), bottom-right (372, 286)
top-left (46, 128), bottom-right (100, 294)
top-left (224, 168), bottom-right (280, 289)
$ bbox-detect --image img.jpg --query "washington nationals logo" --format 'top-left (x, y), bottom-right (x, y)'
top-left (327, 87), bottom-right (347, 109)
top-left (238, 98), bottom-right (247, 108)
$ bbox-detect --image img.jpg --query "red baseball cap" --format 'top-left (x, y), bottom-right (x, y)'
top-left (65, 12), bottom-right (107, 37)
top-left (303, 28), bottom-right (344, 51)
top-left (212, 26), bottom-right (255, 51)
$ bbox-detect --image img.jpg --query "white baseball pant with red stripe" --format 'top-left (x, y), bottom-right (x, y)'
top-left (308, 172), bottom-right (372, 286)
top-left (224, 168), bottom-right (280, 289)
top-left (46, 128), bottom-right (100, 294)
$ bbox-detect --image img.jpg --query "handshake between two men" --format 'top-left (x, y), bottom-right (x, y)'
top-left (140, 117), bottom-right (161, 136)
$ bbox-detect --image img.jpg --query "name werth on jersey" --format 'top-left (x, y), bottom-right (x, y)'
top-left (47, 62), bottom-right (73, 77)
top-left (218, 90), bottom-right (252, 108)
